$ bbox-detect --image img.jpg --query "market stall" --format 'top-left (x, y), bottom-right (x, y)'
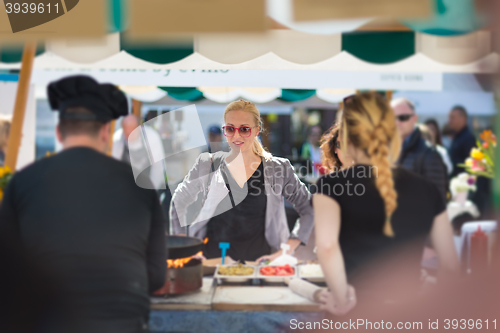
top-left (0, 1), bottom-right (498, 331)
top-left (147, 236), bottom-right (326, 333)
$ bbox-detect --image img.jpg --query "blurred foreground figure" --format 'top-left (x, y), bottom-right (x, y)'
top-left (0, 76), bottom-right (166, 333)
top-left (314, 92), bottom-right (459, 315)
top-left (311, 236), bottom-right (499, 330)
top-left (0, 235), bottom-right (67, 333)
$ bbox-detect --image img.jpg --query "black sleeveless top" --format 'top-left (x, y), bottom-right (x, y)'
top-left (316, 165), bottom-right (446, 297)
top-left (204, 162), bottom-right (270, 261)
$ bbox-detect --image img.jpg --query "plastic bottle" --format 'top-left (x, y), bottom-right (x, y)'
top-left (470, 226), bottom-right (488, 273)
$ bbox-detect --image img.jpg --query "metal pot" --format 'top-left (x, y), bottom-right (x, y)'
top-left (166, 235), bottom-right (203, 260)
top-left (154, 259), bottom-right (203, 295)
top-left (153, 236), bottom-right (204, 295)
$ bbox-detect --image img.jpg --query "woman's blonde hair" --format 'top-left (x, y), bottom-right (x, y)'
top-left (320, 122), bottom-right (342, 172)
top-left (224, 99), bottom-right (272, 160)
top-left (341, 92), bottom-right (401, 237)
top-left (0, 116), bottom-right (12, 152)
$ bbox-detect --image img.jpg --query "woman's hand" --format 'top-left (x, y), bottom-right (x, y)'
top-left (318, 286), bottom-right (357, 316)
top-left (256, 250), bottom-right (282, 264)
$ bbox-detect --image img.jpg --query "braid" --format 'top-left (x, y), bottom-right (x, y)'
top-left (342, 92), bottom-right (401, 237)
top-left (368, 124), bottom-right (397, 237)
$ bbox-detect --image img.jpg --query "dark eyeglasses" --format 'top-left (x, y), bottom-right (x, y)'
top-left (396, 114), bottom-right (414, 122)
top-left (222, 126), bottom-right (256, 137)
top-left (335, 141), bottom-right (341, 149)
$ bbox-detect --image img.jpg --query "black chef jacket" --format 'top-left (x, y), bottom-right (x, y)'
top-left (0, 147), bottom-right (166, 326)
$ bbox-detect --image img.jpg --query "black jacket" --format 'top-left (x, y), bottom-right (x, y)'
top-left (398, 128), bottom-right (448, 202)
top-left (449, 126), bottom-right (476, 178)
top-left (0, 147), bottom-right (166, 327)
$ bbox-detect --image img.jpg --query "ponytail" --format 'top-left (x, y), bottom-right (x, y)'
top-left (252, 136), bottom-right (272, 161)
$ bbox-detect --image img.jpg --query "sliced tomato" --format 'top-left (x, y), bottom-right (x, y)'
top-left (260, 265), bottom-right (294, 276)
top-left (260, 267), bottom-right (276, 276)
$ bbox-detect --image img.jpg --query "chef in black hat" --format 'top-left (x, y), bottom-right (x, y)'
top-left (0, 76), bottom-right (166, 333)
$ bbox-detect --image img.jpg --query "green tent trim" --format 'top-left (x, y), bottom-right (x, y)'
top-left (159, 87), bottom-right (204, 101)
top-left (121, 35), bottom-right (194, 65)
top-left (342, 31), bottom-right (415, 64)
top-left (280, 89), bottom-right (316, 102)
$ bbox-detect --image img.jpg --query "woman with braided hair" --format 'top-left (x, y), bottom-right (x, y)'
top-left (314, 92), bottom-right (459, 315)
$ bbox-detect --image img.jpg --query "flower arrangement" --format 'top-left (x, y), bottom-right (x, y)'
top-left (450, 172), bottom-right (477, 197)
top-left (0, 165), bottom-right (13, 201)
top-left (459, 129), bottom-right (496, 179)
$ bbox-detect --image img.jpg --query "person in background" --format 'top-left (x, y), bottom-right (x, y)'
top-left (424, 119), bottom-right (443, 146)
top-left (448, 107), bottom-right (493, 216)
top-left (112, 114), bottom-right (166, 190)
top-left (441, 123), bottom-right (454, 149)
top-left (448, 106), bottom-right (476, 178)
top-left (171, 99), bottom-right (314, 262)
top-left (419, 123), bottom-right (453, 175)
top-left (0, 76), bottom-right (166, 333)
top-left (314, 92), bottom-right (459, 315)
top-left (204, 125), bottom-right (229, 153)
top-left (0, 116), bottom-right (11, 166)
top-left (301, 125), bottom-right (323, 165)
top-left (391, 98), bottom-right (448, 202)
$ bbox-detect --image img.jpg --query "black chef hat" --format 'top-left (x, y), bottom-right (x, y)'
top-left (48, 75), bottom-right (128, 123)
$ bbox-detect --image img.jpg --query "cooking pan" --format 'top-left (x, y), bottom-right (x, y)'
top-left (166, 235), bottom-right (203, 259)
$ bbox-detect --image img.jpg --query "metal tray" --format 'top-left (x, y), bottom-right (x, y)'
top-left (256, 265), bottom-right (297, 282)
top-left (214, 264), bottom-right (257, 282)
top-left (297, 264), bottom-right (325, 282)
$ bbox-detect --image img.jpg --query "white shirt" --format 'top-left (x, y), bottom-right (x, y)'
top-left (112, 125), bottom-right (166, 190)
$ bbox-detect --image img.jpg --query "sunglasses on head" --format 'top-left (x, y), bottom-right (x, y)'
top-left (222, 125), bottom-right (255, 137)
top-left (396, 114), bottom-right (414, 122)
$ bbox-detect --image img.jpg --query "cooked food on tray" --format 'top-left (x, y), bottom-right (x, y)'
top-left (218, 263), bottom-right (255, 276)
top-left (299, 264), bottom-right (324, 277)
top-left (259, 264), bottom-right (295, 276)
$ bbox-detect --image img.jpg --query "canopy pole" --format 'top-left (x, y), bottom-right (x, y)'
top-left (107, 120), bottom-right (116, 156)
top-left (5, 41), bottom-right (37, 170)
top-left (132, 99), bottom-right (142, 119)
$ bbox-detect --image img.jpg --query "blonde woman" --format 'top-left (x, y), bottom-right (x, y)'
top-left (314, 93), bottom-right (459, 315)
top-left (0, 116), bottom-right (11, 166)
top-left (171, 100), bottom-right (313, 262)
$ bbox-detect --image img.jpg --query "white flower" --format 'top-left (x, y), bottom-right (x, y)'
top-left (450, 173), bottom-right (476, 197)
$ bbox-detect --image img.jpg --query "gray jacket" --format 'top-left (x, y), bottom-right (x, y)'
top-left (170, 152), bottom-right (314, 252)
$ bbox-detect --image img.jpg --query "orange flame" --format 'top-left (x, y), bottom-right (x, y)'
top-left (167, 251), bottom-right (203, 268)
top-left (203, 237), bottom-right (209, 244)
